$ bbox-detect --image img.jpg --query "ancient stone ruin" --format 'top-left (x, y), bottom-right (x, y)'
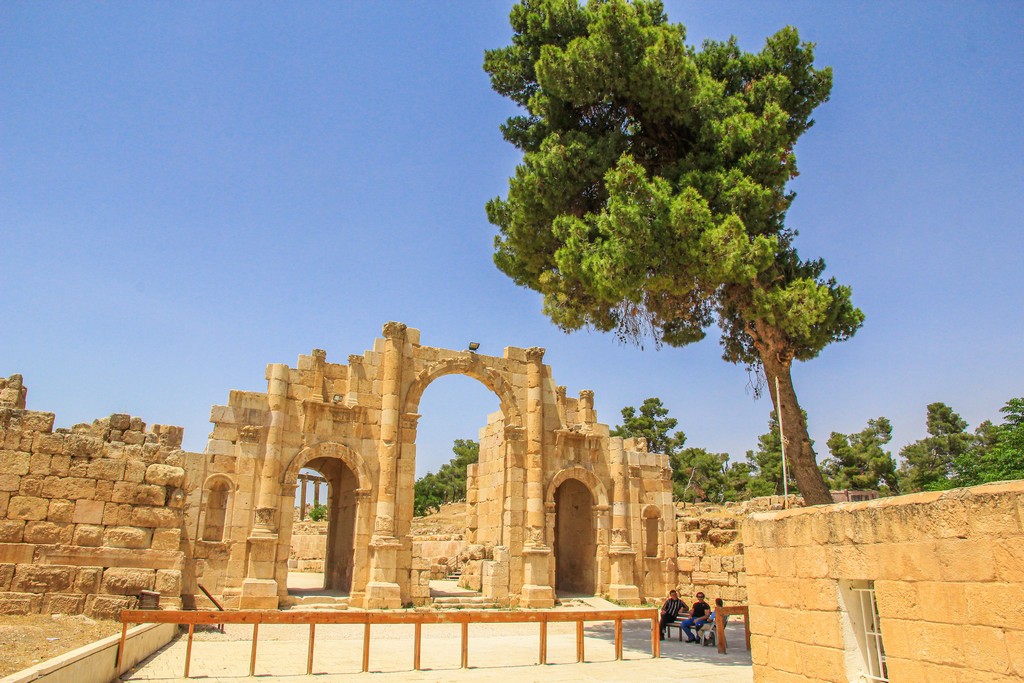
top-left (0, 322), bottom-right (684, 615)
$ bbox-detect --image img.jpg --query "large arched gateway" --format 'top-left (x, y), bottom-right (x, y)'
top-left (186, 322), bottom-right (676, 609)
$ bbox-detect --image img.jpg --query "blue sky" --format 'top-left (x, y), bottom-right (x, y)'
top-left (2, 1), bottom-right (1021, 479)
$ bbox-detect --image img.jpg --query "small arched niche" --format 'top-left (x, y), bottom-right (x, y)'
top-left (202, 476), bottom-right (234, 542)
top-left (642, 504), bottom-right (661, 558)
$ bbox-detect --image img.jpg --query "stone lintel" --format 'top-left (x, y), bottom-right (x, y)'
top-left (36, 546), bottom-right (184, 570)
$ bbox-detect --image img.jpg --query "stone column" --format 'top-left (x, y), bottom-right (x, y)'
top-left (346, 355), bottom-right (363, 407)
top-left (240, 362), bottom-right (289, 609)
top-left (300, 476), bottom-right (308, 520)
top-left (310, 348), bottom-right (327, 402)
top-left (607, 438), bottom-right (640, 604)
top-left (365, 321), bottom-right (406, 609)
top-left (521, 346), bottom-right (554, 607)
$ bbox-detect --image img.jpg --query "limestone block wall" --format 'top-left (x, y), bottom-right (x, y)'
top-left (0, 374), bottom-right (194, 618)
top-left (673, 505), bottom-right (746, 604)
top-left (743, 481), bottom-right (1024, 682)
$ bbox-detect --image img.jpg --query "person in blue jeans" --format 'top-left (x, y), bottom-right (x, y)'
top-left (681, 592), bottom-right (710, 642)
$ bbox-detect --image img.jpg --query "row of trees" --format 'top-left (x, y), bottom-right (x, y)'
top-left (412, 439), bottom-right (480, 516)
top-left (412, 397), bottom-right (1022, 514)
top-left (611, 396), bottom-right (1024, 503)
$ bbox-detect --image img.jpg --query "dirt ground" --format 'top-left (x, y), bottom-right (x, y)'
top-left (0, 613), bottom-right (122, 678)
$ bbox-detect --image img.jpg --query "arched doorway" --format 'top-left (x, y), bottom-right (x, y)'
top-left (301, 456), bottom-right (359, 592)
top-left (554, 478), bottom-right (596, 595)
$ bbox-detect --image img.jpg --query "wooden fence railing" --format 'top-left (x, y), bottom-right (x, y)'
top-left (118, 608), bottom-right (661, 678)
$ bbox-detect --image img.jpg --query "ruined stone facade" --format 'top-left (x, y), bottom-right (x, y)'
top-left (0, 374), bottom-right (193, 618)
top-left (187, 322), bottom-right (675, 609)
top-left (0, 322), bottom-right (679, 615)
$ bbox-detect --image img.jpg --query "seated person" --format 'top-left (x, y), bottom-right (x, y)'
top-left (681, 592), bottom-right (711, 642)
top-left (702, 598), bottom-right (725, 641)
top-left (658, 589), bottom-right (687, 640)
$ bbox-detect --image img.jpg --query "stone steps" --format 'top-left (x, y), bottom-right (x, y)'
top-left (281, 595), bottom-right (349, 610)
top-left (431, 596), bottom-right (499, 609)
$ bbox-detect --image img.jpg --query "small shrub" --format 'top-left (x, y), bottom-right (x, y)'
top-left (308, 504), bottom-right (328, 522)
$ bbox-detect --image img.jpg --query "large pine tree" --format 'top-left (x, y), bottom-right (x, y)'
top-left (485, 0), bottom-right (863, 504)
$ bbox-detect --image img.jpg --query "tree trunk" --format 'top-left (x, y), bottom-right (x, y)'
top-left (759, 352), bottom-right (833, 506)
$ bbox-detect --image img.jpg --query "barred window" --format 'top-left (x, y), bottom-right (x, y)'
top-left (839, 580), bottom-right (888, 682)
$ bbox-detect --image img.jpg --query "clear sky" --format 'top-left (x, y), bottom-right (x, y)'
top-left (2, 1), bottom-right (1021, 479)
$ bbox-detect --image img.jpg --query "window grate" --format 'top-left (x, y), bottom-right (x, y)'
top-left (851, 585), bottom-right (888, 682)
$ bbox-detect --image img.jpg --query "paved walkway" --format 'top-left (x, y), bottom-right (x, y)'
top-left (120, 574), bottom-right (752, 682)
top-left (120, 620), bottom-right (752, 682)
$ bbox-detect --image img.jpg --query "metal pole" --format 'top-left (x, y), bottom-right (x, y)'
top-left (775, 376), bottom-right (789, 509)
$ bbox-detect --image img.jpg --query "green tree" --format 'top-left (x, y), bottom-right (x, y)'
top-left (307, 503), bottom-right (328, 522)
top-left (821, 417), bottom-right (899, 495)
top-left (949, 398), bottom-right (1024, 487)
top-left (413, 439), bottom-right (480, 517)
top-left (610, 397), bottom-right (687, 456)
top-left (745, 411), bottom-right (797, 498)
top-left (898, 402), bottom-right (971, 492)
top-left (485, 0), bottom-right (863, 505)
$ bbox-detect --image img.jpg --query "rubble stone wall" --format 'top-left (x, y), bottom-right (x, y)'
top-left (743, 481), bottom-right (1024, 682)
top-left (0, 374), bottom-right (195, 618)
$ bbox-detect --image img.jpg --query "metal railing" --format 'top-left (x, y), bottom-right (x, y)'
top-left (118, 607), bottom-right (662, 678)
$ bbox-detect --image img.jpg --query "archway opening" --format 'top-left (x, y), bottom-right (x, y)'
top-left (554, 478), bottom-right (596, 595)
top-left (405, 373), bottom-right (501, 599)
top-left (290, 458), bottom-right (358, 593)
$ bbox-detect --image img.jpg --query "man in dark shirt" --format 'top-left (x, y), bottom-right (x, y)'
top-left (681, 592), bottom-right (710, 642)
top-left (659, 589), bottom-right (686, 640)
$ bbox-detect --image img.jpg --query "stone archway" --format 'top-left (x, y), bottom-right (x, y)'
top-left (280, 442), bottom-right (373, 596)
top-left (553, 478), bottom-right (596, 595)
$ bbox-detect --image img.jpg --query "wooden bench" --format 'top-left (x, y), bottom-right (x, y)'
top-left (664, 605), bottom-right (750, 654)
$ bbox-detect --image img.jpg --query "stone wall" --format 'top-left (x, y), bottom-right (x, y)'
top-left (0, 374), bottom-right (196, 618)
top-left (673, 503), bottom-right (746, 605)
top-left (743, 481), bottom-right (1024, 682)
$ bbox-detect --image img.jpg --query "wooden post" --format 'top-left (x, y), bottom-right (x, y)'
top-left (115, 621), bottom-right (128, 677)
top-left (575, 619), bottom-right (584, 662)
top-left (539, 619), bottom-right (547, 665)
top-left (652, 614), bottom-right (660, 658)
top-left (362, 623), bottom-right (371, 672)
top-left (413, 622), bottom-right (422, 670)
top-left (306, 623), bottom-right (315, 675)
top-left (249, 623), bottom-right (259, 676)
top-left (184, 623), bottom-right (195, 678)
top-left (461, 621), bottom-right (469, 668)
top-left (614, 618), bottom-right (623, 660)
top-left (717, 613), bottom-right (726, 654)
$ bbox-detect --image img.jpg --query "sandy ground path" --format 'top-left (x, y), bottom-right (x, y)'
top-left (120, 573), bottom-right (752, 683)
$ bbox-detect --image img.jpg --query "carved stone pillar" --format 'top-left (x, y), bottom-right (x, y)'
top-left (607, 437), bottom-right (639, 604)
top-left (240, 362), bottom-right (289, 609)
top-left (365, 321), bottom-right (406, 609)
top-left (346, 355), bottom-right (363, 407)
top-left (310, 348), bottom-right (327, 402)
top-left (521, 346), bottom-right (554, 607)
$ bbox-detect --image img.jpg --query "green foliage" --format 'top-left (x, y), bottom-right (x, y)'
top-left (485, 0), bottom-right (862, 504)
top-left (898, 402), bottom-right (971, 492)
top-left (610, 397), bottom-right (686, 456)
top-left (744, 411), bottom-right (798, 497)
top-left (307, 503), bottom-right (327, 522)
top-left (821, 417), bottom-right (899, 494)
top-left (413, 439), bottom-right (480, 517)
top-left (948, 398), bottom-right (1024, 487)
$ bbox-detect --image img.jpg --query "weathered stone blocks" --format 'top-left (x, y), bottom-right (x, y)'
top-left (104, 526), bottom-right (152, 549)
top-left (145, 463), bottom-right (185, 487)
top-left (101, 567), bottom-right (155, 595)
top-left (12, 565), bottom-right (74, 593)
top-left (8, 495), bottom-right (49, 520)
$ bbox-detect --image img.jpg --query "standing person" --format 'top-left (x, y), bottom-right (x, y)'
top-left (681, 592), bottom-right (710, 642)
top-left (659, 589), bottom-right (687, 640)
